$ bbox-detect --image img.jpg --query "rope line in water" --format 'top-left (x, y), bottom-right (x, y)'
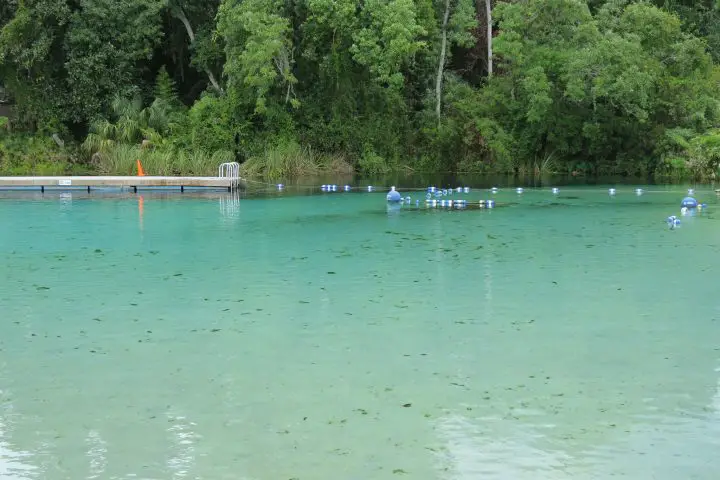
top-left (243, 179), bottom-right (714, 197)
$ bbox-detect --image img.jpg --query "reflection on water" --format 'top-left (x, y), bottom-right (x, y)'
top-left (436, 361), bottom-right (720, 479)
top-left (85, 430), bottom-right (107, 480)
top-left (219, 190), bottom-right (241, 220)
top-left (0, 185), bottom-right (719, 479)
top-left (435, 414), bottom-right (573, 480)
top-left (165, 413), bottom-right (199, 479)
top-left (0, 404), bottom-right (35, 479)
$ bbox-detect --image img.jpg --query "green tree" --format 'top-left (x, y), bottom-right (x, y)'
top-left (64, 0), bottom-right (164, 123)
top-left (0, 0), bottom-right (71, 129)
top-left (217, 0), bottom-right (297, 114)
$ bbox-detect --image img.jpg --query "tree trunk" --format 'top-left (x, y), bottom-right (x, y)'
top-left (435, 0), bottom-right (451, 122)
top-left (173, 7), bottom-right (224, 95)
top-left (485, 0), bottom-right (492, 77)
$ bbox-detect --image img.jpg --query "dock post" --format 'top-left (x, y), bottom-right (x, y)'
top-left (41, 186), bottom-right (44, 193)
top-left (181, 186), bottom-right (184, 193)
top-left (87, 186), bottom-right (91, 193)
top-left (133, 186), bottom-right (137, 193)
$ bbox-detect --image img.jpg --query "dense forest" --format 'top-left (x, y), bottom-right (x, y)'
top-left (1, 0), bottom-right (719, 178)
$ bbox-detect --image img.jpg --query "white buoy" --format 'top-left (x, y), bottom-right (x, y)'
top-left (516, 187), bottom-right (524, 194)
top-left (491, 187), bottom-right (498, 193)
top-left (552, 187), bottom-right (559, 194)
top-left (463, 187), bottom-right (470, 193)
top-left (367, 186), bottom-right (374, 192)
top-left (344, 185), bottom-right (351, 192)
top-left (688, 188), bottom-right (694, 195)
top-left (609, 188), bottom-right (616, 196)
top-left (277, 184), bottom-right (284, 190)
top-left (635, 188), bottom-right (643, 196)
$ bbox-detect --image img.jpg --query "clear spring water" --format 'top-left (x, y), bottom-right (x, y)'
top-left (0, 185), bottom-right (719, 480)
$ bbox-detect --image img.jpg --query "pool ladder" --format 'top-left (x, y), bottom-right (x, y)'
top-left (218, 162), bottom-right (241, 190)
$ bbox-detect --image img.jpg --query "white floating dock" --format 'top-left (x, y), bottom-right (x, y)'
top-left (0, 176), bottom-right (245, 192)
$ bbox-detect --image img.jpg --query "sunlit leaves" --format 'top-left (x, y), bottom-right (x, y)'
top-left (350, 0), bottom-right (426, 88)
top-left (217, 0), bottom-right (296, 114)
top-left (448, 0), bottom-right (477, 48)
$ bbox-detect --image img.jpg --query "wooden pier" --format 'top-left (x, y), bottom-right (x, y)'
top-left (0, 176), bottom-right (245, 192)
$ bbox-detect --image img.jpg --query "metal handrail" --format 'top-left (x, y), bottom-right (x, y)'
top-left (218, 162), bottom-right (241, 190)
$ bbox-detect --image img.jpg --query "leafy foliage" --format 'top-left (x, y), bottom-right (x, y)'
top-left (1, 0), bottom-right (720, 176)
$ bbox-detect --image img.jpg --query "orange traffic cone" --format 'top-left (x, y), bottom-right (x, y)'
top-left (136, 159), bottom-right (145, 176)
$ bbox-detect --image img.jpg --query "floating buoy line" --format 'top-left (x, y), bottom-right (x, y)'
top-left (243, 179), bottom-right (713, 221)
top-left (244, 178), bottom-right (714, 197)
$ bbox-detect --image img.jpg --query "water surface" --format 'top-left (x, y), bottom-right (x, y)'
top-left (1, 185), bottom-right (719, 479)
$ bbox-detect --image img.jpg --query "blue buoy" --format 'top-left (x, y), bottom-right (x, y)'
top-left (277, 184), bottom-right (284, 190)
top-left (344, 185), bottom-right (351, 192)
top-left (387, 186), bottom-right (402, 203)
top-left (404, 196), bottom-right (411, 203)
top-left (463, 187), bottom-right (470, 193)
top-left (428, 186), bottom-right (437, 193)
top-left (681, 197), bottom-right (698, 208)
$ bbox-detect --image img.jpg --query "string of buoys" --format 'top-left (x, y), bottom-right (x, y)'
top-left (424, 199), bottom-right (496, 209)
top-left (249, 179), bottom-right (715, 228)
top-left (253, 181), bottom-right (714, 221)
top-left (254, 179), bottom-right (713, 197)
top-left (665, 195), bottom-right (709, 229)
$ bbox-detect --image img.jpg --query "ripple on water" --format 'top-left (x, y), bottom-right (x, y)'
top-left (0, 187), bottom-right (718, 479)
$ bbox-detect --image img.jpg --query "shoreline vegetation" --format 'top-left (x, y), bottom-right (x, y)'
top-left (1, 1), bottom-right (720, 180)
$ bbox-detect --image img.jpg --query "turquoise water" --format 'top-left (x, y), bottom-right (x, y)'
top-left (1, 185), bottom-right (719, 479)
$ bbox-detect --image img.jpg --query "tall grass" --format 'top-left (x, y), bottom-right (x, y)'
top-left (241, 140), bottom-right (353, 178)
top-left (93, 144), bottom-right (233, 176)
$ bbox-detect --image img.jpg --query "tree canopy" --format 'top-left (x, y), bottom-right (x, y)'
top-left (1, 0), bottom-right (719, 177)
